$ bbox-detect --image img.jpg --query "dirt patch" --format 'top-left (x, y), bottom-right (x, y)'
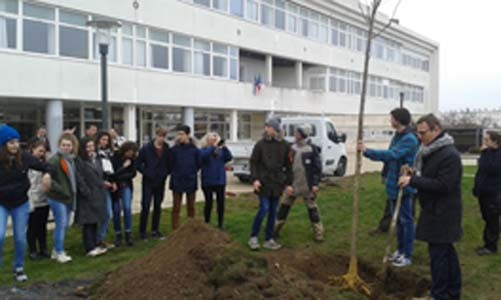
top-left (0, 280), bottom-right (92, 299)
top-left (95, 220), bottom-right (429, 299)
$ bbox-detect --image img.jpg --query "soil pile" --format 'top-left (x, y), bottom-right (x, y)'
top-left (95, 220), bottom-right (429, 299)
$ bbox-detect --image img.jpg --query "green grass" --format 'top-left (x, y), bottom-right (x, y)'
top-left (1, 165), bottom-right (500, 299)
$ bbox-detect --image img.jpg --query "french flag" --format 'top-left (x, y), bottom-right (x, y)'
top-left (254, 74), bottom-right (264, 95)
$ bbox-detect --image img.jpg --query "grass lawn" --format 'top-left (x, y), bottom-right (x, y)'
top-left (1, 166), bottom-right (500, 299)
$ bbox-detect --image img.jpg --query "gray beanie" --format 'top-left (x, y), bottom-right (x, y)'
top-left (296, 123), bottom-right (312, 139)
top-left (265, 117), bottom-right (281, 133)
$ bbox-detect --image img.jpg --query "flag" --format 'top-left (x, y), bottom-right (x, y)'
top-left (253, 74), bottom-right (264, 95)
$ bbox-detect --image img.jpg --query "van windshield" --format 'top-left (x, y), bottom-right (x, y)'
top-left (285, 123), bottom-right (317, 137)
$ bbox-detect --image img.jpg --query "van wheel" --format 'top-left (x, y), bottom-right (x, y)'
top-left (334, 157), bottom-right (347, 177)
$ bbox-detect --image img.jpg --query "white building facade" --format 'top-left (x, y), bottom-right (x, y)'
top-left (0, 0), bottom-right (439, 148)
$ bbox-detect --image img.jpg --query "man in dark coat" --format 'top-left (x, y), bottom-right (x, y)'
top-left (399, 114), bottom-right (462, 300)
top-left (169, 125), bottom-right (201, 230)
top-left (135, 127), bottom-right (170, 240)
top-left (248, 117), bottom-right (292, 251)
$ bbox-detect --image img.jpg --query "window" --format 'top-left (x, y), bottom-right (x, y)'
top-left (238, 113), bottom-right (251, 140)
top-left (172, 34), bottom-right (192, 73)
top-left (212, 0), bottom-right (227, 11)
top-left (300, 8), bottom-right (308, 37)
top-left (245, 0), bottom-right (258, 22)
top-left (330, 21), bottom-right (338, 46)
top-left (194, 39), bottom-right (210, 76)
top-left (229, 46), bottom-right (238, 80)
top-left (59, 10), bottom-right (88, 59)
top-left (149, 28), bottom-right (169, 69)
top-left (121, 24), bottom-right (133, 65)
top-left (260, 0), bottom-right (273, 27)
top-left (194, 0), bottom-right (210, 7)
top-left (285, 3), bottom-right (298, 34)
top-left (230, 0), bottom-right (243, 17)
top-left (195, 111), bottom-right (230, 140)
top-left (309, 76), bottom-right (325, 91)
top-left (0, 0), bottom-right (17, 49)
top-left (212, 43), bottom-right (228, 77)
top-left (93, 32), bottom-right (117, 62)
top-left (136, 26), bottom-right (147, 67)
top-left (23, 3), bottom-right (55, 54)
top-left (0, 0), bottom-right (17, 14)
top-left (274, 0), bottom-right (285, 30)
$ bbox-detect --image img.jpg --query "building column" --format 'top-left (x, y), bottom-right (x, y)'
top-left (265, 54), bottom-right (273, 87)
top-left (183, 107), bottom-right (195, 132)
top-left (45, 100), bottom-right (63, 153)
top-left (295, 61), bottom-right (303, 89)
top-left (230, 109), bottom-right (238, 142)
top-left (123, 104), bottom-right (137, 142)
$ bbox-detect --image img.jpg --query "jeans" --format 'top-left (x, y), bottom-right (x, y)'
top-left (98, 191), bottom-right (113, 242)
top-left (172, 192), bottom-right (196, 230)
top-left (48, 199), bottom-right (72, 254)
top-left (389, 195), bottom-right (414, 258)
top-left (27, 205), bottom-right (49, 254)
top-left (82, 223), bottom-right (98, 253)
top-left (140, 182), bottom-right (165, 235)
top-left (0, 202), bottom-right (30, 271)
top-left (250, 196), bottom-right (279, 241)
top-left (428, 243), bottom-right (461, 300)
top-left (113, 186), bottom-right (133, 234)
top-left (478, 195), bottom-right (500, 251)
top-left (202, 185), bottom-right (225, 228)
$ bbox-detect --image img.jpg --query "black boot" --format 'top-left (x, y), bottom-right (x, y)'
top-left (125, 232), bottom-right (134, 247)
top-left (114, 233), bottom-right (122, 247)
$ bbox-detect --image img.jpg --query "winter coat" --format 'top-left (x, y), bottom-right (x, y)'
top-left (74, 157), bottom-right (107, 225)
top-left (169, 140), bottom-right (201, 193)
top-left (473, 147), bottom-right (501, 197)
top-left (0, 152), bottom-right (50, 209)
top-left (97, 148), bottom-right (115, 182)
top-left (28, 169), bottom-right (48, 210)
top-left (136, 141), bottom-right (171, 187)
top-left (410, 136), bottom-right (463, 244)
top-left (250, 134), bottom-right (293, 198)
top-left (200, 146), bottom-right (232, 187)
top-left (112, 155), bottom-right (137, 189)
top-left (290, 140), bottom-right (322, 190)
top-left (46, 153), bottom-right (76, 205)
top-left (364, 128), bottom-right (418, 199)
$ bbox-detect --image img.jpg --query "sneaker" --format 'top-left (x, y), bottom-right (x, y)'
top-left (151, 231), bottom-right (166, 240)
top-left (13, 268), bottom-right (28, 282)
top-left (98, 241), bottom-right (115, 250)
top-left (39, 250), bottom-right (50, 259)
top-left (263, 239), bottom-right (282, 251)
top-left (388, 250), bottom-right (401, 262)
top-left (392, 255), bottom-right (412, 267)
top-left (248, 237), bottom-right (260, 250)
top-left (476, 247), bottom-right (497, 256)
top-left (139, 232), bottom-right (148, 242)
top-left (86, 248), bottom-right (102, 257)
top-left (52, 251), bottom-right (72, 264)
top-left (29, 252), bottom-right (41, 261)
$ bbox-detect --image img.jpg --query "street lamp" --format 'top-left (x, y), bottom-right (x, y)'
top-left (399, 91), bottom-right (405, 108)
top-left (86, 19), bottom-right (122, 131)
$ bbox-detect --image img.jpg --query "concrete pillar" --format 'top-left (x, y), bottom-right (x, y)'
top-left (265, 54), bottom-right (273, 86)
top-left (45, 100), bottom-right (63, 153)
top-left (123, 104), bottom-right (137, 142)
top-left (295, 61), bottom-right (303, 89)
top-left (230, 109), bottom-right (238, 142)
top-left (182, 107), bottom-right (195, 133)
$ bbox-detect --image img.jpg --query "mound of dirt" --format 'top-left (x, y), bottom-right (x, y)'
top-left (95, 220), bottom-right (429, 299)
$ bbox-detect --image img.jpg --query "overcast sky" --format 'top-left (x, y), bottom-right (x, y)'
top-left (379, 0), bottom-right (501, 112)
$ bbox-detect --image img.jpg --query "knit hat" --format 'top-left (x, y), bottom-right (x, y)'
top-left (296, 124), bottom-right (312, 139)
top-left (0, 125), bottom-right (21, 146)
top-left (177, 124), bottom-right (191, 135)
top-left (265, 117), bottom-right (281, 133)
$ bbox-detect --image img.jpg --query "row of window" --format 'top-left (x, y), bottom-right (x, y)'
top-left (0, 0), bottom-right (239, 80)
top-left (308, 67), bottom-right (425, 103)
top-left (183, 0), bottom-right (430, 72)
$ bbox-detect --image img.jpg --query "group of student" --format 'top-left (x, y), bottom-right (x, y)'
top-left (0, 123), bottom-right (233, 282)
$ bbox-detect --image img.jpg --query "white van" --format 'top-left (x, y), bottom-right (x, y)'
top-left (229, 116), bottom-right (348, 183)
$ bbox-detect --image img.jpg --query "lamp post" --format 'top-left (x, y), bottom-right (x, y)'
top-left (399, 91), bottom-right (405, 108)
top-left (86, 19), bottom-right (121, 131)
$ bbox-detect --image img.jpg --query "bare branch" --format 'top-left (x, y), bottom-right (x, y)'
top-left (358, 2), bottom-right (371, 24)
top-left (371, 19), bottom-right (393, 40)
top-left (370, 0), bottom-right (402, 40)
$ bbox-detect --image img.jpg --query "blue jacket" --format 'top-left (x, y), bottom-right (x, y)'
top-left (474, 147), bottom-right (501, 197)
top-left (200, 146), bottom-right (233, 187)
top-left (135, 141), bottom-right (170, 186)
top-left (169, 140), bottom-right (201, 193)
top-left (364, 128), bottom-right (418, 199)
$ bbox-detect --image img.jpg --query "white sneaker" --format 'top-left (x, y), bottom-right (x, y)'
top-left (388, 250), bottom-right (401, 262)
top-left (53, 251), bottom-right (72, 263)
top-left (86, 248), bottom-right (107, 257)
top-left (263, 239), bottom-right (282, 251)
top-left (248, 237), bottom-right (260, 250)
top-left (14, 268), bottom-right (28, 282)
top-left (392, 255), bottom-right (412, 267)
top-left (95, 247), bottom-right (108, 256)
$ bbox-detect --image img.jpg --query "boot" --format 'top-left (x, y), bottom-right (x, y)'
top-left (125, 232), bottom-right (134, 247)
top-left (114, 233), bottom-right (122, 247)
top-left (312, 223), bottom-right (324, 242)
top-left (274, 220), bottom-right (286, 240)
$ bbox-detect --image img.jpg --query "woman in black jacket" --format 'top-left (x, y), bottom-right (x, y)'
top-left (0, 125), bottom-right (51, 282)
top-left (112, 142), bottom-right (138, 247)
top-left (75, 138), bottom-right (108, 257)
top-left (473, 130), bottom-right (501, 255)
